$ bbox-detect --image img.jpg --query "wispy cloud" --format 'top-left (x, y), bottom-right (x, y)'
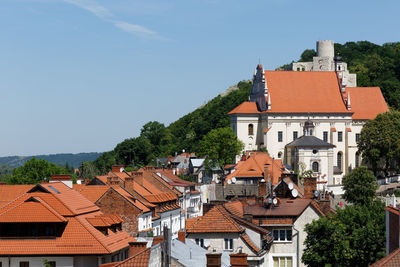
top-left (62, 0), bottom-right (162, 39)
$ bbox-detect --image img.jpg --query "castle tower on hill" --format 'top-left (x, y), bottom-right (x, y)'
top-left (291, 40), bottom-right (357, 87)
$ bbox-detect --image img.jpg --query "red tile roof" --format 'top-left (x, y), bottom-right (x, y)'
top-left (254, 218), bottom-right (293, 226)
top-left (225, 152), bottom-right (284, 185)
top-left (186, 206), bottom-right (243, 233)
top-left (113, 248), bottom-right (151, 267)
top-left (347, 87), bottom-right (389, 120)
top-left (370, 248), bottom-right (400, 267)
top-left (74, 185), bottom-right (110, 203)
top-left (240, 233), bottom-right (260, 253)
top-left (0, 183), bottom-right (134, 255)
top-left (229, 71), bottom-right (388, 121)
top-left (224, 200), bottom-right (244, 217)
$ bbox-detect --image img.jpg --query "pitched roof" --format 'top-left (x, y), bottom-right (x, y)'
top-left (186, 206), bottom-right (243, 233)
top-left (113, 248), bottom-right (151, 267)
top-left (240, 233), bottom-right (260, 254)
top-left (229, 71), bottom-right (388, 121)
top-left (73, 185), bottom-right (110, 203)
top-left (155, 169), bottom-right (196, 187)
top-left (0, 184), bottom-right (134, 255)
top-left (243, 198), bottom-right (313, 217)
top-left (224, 200), bottom-right (244, 217)
top-left (286, 135), bottom-right (335, 148)
top-left (0, 185), bottom-right (34, 207)
top-left (347, 87), bottom-right (389, 120)
top-left (370, 248), bottom-right (400, 267)
top-left (225, 152), bottom-right (284, 185)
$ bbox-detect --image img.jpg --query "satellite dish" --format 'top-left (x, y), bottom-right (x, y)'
top-left (288, 183), bottom-right (294, 190)
top-left (227, 179), bottom-right (232, 184)
top-left (204, 239), bottom-right (210, 247)
top-left (232, 177), bottom-right (237, 184)
top-left (273, 198), bottom-right (278, 205)
top-left (260, 178), bottom-right (265, 183)
top-left (291, 189), bottom-right (299, 198)
top-left (120, 167), bottom-right (124, 172)
top-left (314, 190), bottom-right (320, 198)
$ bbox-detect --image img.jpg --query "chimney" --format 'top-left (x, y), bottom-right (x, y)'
top-left (206, 252), bottom-right (222, 267)
top-left (304, 176), bottom-right (317, 199)
top-left (128, 241), bottom-right (147, 257)
top-left (112, 165), bottom-right (125, 173)
top-left (241, 154), bottom-right (246, 161)
top-left (258, 180), bottom-right (267, 197)
top-left (177, 230), bottom-right (186, 243)
top-left (50, 174), bottom-right (71, 180)
top-left (124, 177), bottom-right (134, 193)
top-left (230, 252), bottom-right (248, 267)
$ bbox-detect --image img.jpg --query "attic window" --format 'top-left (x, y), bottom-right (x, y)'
top-left (248, 169), bottom-right (256, 171)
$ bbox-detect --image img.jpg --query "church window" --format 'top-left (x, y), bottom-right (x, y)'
top-left (356, 133), bottom-right (360, 143)
top-left (248, 124), bottom-right (254, 135)
top-left (297, 68), bottom-right (300, 71)
top-left (293, 131), bottom-right (298, 140)
top-left (312, 162), bottom-right (319, 173)
top-left (278, 152), bottom-right (282, 158)
top-left (337, 152), bottom-right (343, 171)
top-left (278, 131), bottom-right (283, 142)
top-left (323, 131), bottom-right (328, 142)
top-left (312, 149), bottom-right (318, 154)
top-left (338, 132), bottom-right (343, 142)
top-left (355, 152), bottom-right (360, 167)
top-left (302, 68), bottom-right (305, 71)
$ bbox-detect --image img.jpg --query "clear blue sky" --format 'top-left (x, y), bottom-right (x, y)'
top-left (0, 0), bottom-right (398, 156)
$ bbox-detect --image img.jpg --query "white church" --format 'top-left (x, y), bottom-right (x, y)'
top-left (229, 40), bottom-right (388, 188)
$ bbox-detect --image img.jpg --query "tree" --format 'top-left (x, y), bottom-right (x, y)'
top-left (302, 201), bottom-right (385, 267)
top-left (79, 161), bottom-right (98, 180)
top-left (6, 157), bottom-right (69, 185)
top-left (358, 111), bottom-right (400, 175)
top-left (197, 127), bottom-right (243, 171)
top-left (342, 166), bottom-right (378, 206)
top-left (114, 136), bottom-right (153, 168)
top-left (140, 121), bottom-right (173, 156)
top-left (299, 49), bottom-right (316, 62)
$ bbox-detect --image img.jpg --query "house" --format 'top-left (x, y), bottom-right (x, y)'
top-left (171, 152), bottom-right (194, 176)
top-left (185, 205), bottom-right (272, 266)
top-left (229, 50), bottom-right (389, 186)
top-left (225, 152), bottom-right (284, 186)
top-left (0, 182), bottom-right (135, 267)
top-left (93, 166), bottom-right (185, 238)
top-left (154, 169), bottom-right (202, 219)
top-left (222, 176), bottom-right (328, 267)
top-left (189, 158), bottom-right (222, 184)
top-left (73, 185), bottom-right (153, 237)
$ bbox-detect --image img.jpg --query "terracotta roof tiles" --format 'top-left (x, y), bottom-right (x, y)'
top-left (370, 248), bottom-right (400, 267)
top-left (347, 87), bottom-right (389, 120)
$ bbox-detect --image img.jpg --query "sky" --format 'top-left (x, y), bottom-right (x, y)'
top-left (0, 0), bottom-right (399, 156)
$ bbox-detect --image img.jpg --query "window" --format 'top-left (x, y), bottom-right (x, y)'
top-left (355, 152), bottom-right (360, 168)
top-left (293, 131), bottom-right (298, 140)
top-left (278, 131), bottom-right (283, 142)
top-left (248, 124), bottom-right (254, 135)
top-left (19, 262), bottom-right (29, 267)
top-left (272, 229), bottom-right (292, 242)
top-left (224, 238), bottom-right (233, 250)
top-left (48, 262), bottom-right (56, 267)
top-left (356, 133), bottom-right (360, 143)
top-left (337, 152), bottom-right (343, 171)
top-left (323, 131), bottom-right (328, 142)
top-left (278, 152), bottom-right (282, 158)
top-left (338, 131), bottom-right (343, 142)
top-left (273, 256), bottom-right (293, 267)
top-left (312, 162), bottom-right (319, 173)
top-left (195, 238), bottom-right (204, 248)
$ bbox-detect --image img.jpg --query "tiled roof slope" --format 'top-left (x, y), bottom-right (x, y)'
top-left (155, 169), bottom-right (196, 187)
top-left (347, 87), bottom-right (389, 119)
top-left (0, 183), bottom-right (134, 255)
top-left (186, 206), bottom-right (243, 233)
top-left (370, 248), bottom-right (400, 267)
top-left (224, 200), bottom-right (244, 217)
top-left (101, 248), bottom-right (151, 267)
top-left (0, 185), bottom-right (34, 207)
top-left (73, 185), bottom-right (110, 203)
top-left (225, 152), bottom-right (284, 185)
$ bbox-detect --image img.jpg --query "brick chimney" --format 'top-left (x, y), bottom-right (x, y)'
top-left (206, 253), bottom-right (222, 267)
top-left (258, 180), bottom-right (267, 197)
top-left (304, 176), bottom-right (317, 199)
top-left (128, 241), bottom-right (147, 257)
top-left (111, 165), bottom-right (125, 173)
top-left (177, 230), bottom-right (186, 243)
top-left (230, 252), bottom-right (248, 267)
top-left (50, 174), bottom-right (71, 180)
top-left (124, 177), bottom-right (134, 193)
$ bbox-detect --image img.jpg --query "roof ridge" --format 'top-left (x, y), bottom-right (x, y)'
top-left (75, 215), bottom-right (112, 253)
top-left (34, 196), bottom-right (67, 222)
top-left (215, 206), bottom-right (243, 232)
top-left (111, 187), bottom-right (143, 212)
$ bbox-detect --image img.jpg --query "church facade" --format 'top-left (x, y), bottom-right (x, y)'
top-left (229, 45), bottom-right (388, 186)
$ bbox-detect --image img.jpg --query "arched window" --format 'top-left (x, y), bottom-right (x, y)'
top-left (355, 152), bottom-right (360, 168)
top-left (312, 162), bottom-right (319, 173)
top-left (248, 124), bottom-right (254, 135)
top-left (337, 152), bottom-right (343, 171)
top-left (278, 152), bottom-right (282, 158)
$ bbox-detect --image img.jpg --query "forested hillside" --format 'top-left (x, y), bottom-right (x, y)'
top-left (294, 41), bottom-right (400, 108)
top-left (91, 41), bottom-right (400, 175)
top-left (91, 81), bottom-right (251, 173)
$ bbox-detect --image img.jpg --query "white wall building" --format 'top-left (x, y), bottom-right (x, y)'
top-left (229, 53), bottom-right (388, 186)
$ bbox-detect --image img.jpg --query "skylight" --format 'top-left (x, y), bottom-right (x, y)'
top-left (48, 185), bottom-right (60, 194)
